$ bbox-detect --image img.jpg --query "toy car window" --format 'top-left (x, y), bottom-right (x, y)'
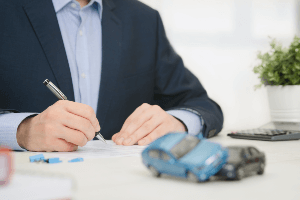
top-left (170, 136), bottom-right (200, 159)
top-left (249, 148), bottom-right (259, 155)
top-left (243, 149), bottom-right (251, 158)
top-left (227, 148), bottom-right (243, 162)
top-left (148, 150), bottom-right (160, 158)
top-left (161, 152), bottom-right (170, 161)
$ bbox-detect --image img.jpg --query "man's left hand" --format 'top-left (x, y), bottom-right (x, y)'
top-left (112, 103), bottom-right (186, 146)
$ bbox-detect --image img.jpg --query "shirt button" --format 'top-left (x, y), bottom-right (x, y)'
top-left (79, 30), bottom-right (83, 36)
top-left (71, 3), bottom-right (77, 8)
top-left (81, 73), bottom-right (86, 79)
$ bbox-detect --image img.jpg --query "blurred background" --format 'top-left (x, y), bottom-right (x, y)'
top-left (139, 0), bottom-right (299, 131)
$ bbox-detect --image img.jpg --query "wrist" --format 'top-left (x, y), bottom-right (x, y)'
top-left (173, 116), bottom-right (188, 132)
top-left (16, 116), bottom-right (34, 149)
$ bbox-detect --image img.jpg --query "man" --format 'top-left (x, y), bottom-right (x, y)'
top-left (0, 0), bottom-right (223, 151)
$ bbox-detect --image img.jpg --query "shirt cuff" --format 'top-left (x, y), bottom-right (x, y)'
top-left (166, 109), bottom-right (204, 136)
top-left (0, 113), bottom-right (38, 151)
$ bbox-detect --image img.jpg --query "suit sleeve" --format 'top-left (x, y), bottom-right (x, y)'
top-left (153, 11), bottom-right (223, 138)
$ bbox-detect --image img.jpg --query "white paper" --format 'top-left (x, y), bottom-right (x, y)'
top-left (0, 173), bottom-right (73, 200)
top-left (41, 140), bottom-right (146, 159)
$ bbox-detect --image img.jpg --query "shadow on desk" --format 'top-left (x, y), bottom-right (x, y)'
top-left (138, 171), bottom-right (262, 184)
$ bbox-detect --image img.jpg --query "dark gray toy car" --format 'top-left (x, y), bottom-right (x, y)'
top-left (215, 146), bottom-right (265, 180)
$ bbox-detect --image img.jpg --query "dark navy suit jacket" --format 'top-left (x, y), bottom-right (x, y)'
top-left (0, 0), bottom-right (223, 139)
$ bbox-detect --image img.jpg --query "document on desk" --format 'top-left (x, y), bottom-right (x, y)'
top-left (42, 140), bottom-right (147, 159)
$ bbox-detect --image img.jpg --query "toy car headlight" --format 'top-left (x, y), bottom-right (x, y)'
top-left (205, 155), bottom-right (216, 165)
top-left (223, 164), bottom-right (234, 171)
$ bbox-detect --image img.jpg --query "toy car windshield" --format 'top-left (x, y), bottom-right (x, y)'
top-left (227, 148), bottom-right (243, 162)
top-left (170, 136), bottom-right (201, 159)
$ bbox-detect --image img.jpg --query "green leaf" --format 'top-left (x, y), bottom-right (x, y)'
top-left (253, 35), bottom-right (300, 88)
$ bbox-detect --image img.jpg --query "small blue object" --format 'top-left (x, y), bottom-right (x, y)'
top-left (142, 132), bottom-right (228, 182)
top-left (68, 158), bottom-right (84, 163)
top-left (197, 133), bottom-right (204, 139)
top-left (29, 154), bottom-right (45, 162)
top-left (45, 157), bottom-right (62, 164)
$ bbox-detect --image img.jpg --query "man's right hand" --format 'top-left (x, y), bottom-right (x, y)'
top-left (16, 100), bottom-right (100, 152)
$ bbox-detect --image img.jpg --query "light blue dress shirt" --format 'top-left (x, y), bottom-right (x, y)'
top-left (0, 0), bottom-right (202, 151)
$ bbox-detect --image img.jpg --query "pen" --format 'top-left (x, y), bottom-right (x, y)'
top-left (43, 79), bottom-right (106, 144)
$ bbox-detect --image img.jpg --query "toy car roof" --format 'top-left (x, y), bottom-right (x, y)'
top-left (147, 133), bottom-right (189, 152)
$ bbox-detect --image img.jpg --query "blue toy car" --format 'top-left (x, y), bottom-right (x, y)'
top-left (142, 133), bottom-right (228, 182)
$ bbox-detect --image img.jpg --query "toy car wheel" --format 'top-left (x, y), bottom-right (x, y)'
top-left (187, 171), bottom-right (199, 183)
top-left (149, 166), bottom-right (161, 177)
top-left (257, 162), bottom-right (265, 175)
top-left (235, 167), bottom-right (244, 180)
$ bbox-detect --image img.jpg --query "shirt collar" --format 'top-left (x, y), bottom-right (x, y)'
top-left (52, 0), bottom-right (103, 13)
top-left (93, 0), bottom-right (103, 6)
top-left (52, 0), bottom-right (71, 13)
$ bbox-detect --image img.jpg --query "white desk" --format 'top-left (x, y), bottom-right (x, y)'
top-left (13, 131), bottom-right (300, 200)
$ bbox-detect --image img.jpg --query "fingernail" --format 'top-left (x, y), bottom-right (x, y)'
top-left (139, 139), bottom-right (145, 145)
top-left (124, 138), bottom-right (131, 144)
top-left (117, 137), bottom-right (124, 144)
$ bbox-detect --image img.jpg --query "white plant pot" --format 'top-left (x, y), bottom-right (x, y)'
top-left (267, 85), bottom-right (300, 122)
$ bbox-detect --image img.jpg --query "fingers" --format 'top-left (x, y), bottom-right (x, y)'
top-left (114, 103), bottom-right (152, 144)
top-left (138, 125), bottom-right (166, 146)
top-left (114, 103), bottom-right (187, 146)
top-left (121, 116), bottom-right (162, 146)
top-left (119, 103), bottom-right (151, 133)
top-left (112, 132), bottom-right (120, 141)
top-left (61, 112), bottom-right (95, 141)
top-left (114, 104), bottom-right (167, 145)
top-left (56, 100), bottom-right (101, 132)
top-left (50, 138), bottom-right (78, 152)
top-left (116, 111), bottom-right (156, 144)
top-left (56, 125), bottom-right (88, 147)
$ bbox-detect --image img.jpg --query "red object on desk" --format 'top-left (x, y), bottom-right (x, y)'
top-left (0, 147), bottom-right (13, 186)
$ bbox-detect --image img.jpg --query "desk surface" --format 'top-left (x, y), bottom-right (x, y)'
top-left (13, 131), bottom-right (300, 200)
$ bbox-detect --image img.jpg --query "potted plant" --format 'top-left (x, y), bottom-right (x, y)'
top-left (254, 36), bottom-right (300, 122)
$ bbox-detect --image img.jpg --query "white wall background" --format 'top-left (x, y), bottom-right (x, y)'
top-left (139, 0), bottom-right (299, 131)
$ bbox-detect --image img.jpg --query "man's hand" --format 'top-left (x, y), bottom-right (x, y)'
top-left (16, 100), bottom-right (100, 152)
top-left (112, 103), bottom-right (186, 146)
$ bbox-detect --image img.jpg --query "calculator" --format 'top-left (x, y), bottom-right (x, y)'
top-left (227, 122), bottom-right (300, 141)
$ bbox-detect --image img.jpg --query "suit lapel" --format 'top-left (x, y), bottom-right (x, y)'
top-left (23, 0), bottom-right (75, 101)
top-left (24, 0), bottom-right (122, 137)
top-left (97, 0), bottom-right (122, 137)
